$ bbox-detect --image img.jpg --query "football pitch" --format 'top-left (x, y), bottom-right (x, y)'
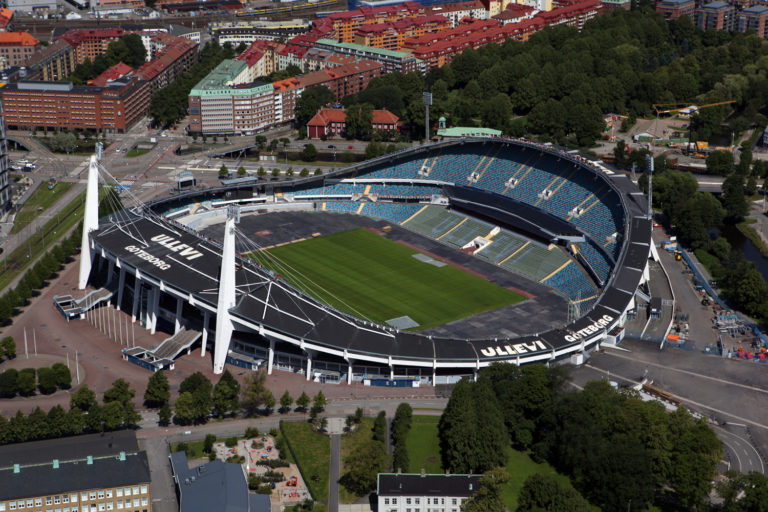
top-left (257, 228), bottom-right (525, 330)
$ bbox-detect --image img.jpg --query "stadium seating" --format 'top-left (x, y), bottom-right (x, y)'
top-left (440, 217), bottom-right (494, 248)
top-left (366, 158), bottom-right (423, 179)
top-left (578, 239), bottom-right (612, 284)
top-left (477, 231), bottom-right (527, 263)
top-left (542, 261), bottom-right (597, 302)
top-left (500, 243), bottom-right (569, 282)
top-left (366, 184), bottom-right (442, 199)
top-left (402, 205), bottom-right (465, 238)
top-left (324, 201), bottom-right (360, 214)
top-left (362, 202), bottom-right (423, 224)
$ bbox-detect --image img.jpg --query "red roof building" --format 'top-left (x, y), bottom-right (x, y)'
top-left (307, 107), bottom-right (399, 138)
top-left (353, 14), bottom-right (451, 50)
top-left (327, 1), bottom-right (426, 42)
top-left (87, 61), bottom-right (133, 86)
top-left (298, 59), bottom-right (383, 102)
top-left (134, 35), bottom-right (198, 92)
top-left (0, 31), bottom-right (39, 67)
top-left (0, 9), bottom-right (14, 32)
top-left (56, 28), bottom-right (126, 64)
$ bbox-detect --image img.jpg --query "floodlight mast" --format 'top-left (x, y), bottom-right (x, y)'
top-left (423, 92), bottom-right (432, 142)
top-left (213, 205), bottom-right (240, 374)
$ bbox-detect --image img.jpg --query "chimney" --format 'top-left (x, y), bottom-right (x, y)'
top-left (53, 459), bottom-right (59, 469)
top-left (87, 456), bottom-right (93, 465)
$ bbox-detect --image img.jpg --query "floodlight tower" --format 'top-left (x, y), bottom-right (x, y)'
top-left (213, 205), bottom-right (240, 374)
top-left (78, 155), bottom-right (100, 289)
top-left (423, 91), bottom-right (432, 142)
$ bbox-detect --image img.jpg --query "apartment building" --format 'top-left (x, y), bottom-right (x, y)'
top-left (24, 39), bottom-right (77, 81)
top-left (134, 35), bottom-right (199, 92)
top-left (57, 28), bottom-right (126, 65)
top-left (313, 38), bottom-right (423, 74)
top-left (209, 19), bottom-right (310, 45)
top-left (377, 473), bottom-right (482, 512)
top-left (353, 14), bottom-right (451, 50)
top-left (0, 432), bottom-right (151, 512)
top-left (695, 1), bottom-right (735, 31)
top-left (737, 4), bottom-right (768, 38)
top-left (327, 2), bottom-right (427, 42)
top-left (0, 32), bottom-right (40, 68)
top-left (425, 1), bottom-right (488, 27)
top-left (1, 77), bottom-right (150, 133)
top-left (307, 107), bottom-right (399, 138)
top-left (656, 0), bottom-right (695, 20)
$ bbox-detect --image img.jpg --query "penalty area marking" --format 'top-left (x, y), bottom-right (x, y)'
top-left (412, 253), bottom-right (447, 267)
top-left (386, 316), bottom-right (419, 329)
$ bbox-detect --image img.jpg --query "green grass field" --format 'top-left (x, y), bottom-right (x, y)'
top-left (12, 181), bottom-right (74, 234)
top-left (126, 148), bottom-right (150, 158)
top-left (406, 415), bottom-right (442, 473)
top-left (339, 417), bottom-right (376, 503)
top-left (280, 421), bottom-right (330, 501)
top-left (259, 229), bottom-right (525, 330)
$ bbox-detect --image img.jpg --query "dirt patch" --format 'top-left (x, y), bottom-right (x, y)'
top-left (394, 239), bottom-right (489, 280)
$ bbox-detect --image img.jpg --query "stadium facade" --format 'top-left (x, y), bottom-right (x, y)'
top-left (74, 137), bottom-right (655, 384)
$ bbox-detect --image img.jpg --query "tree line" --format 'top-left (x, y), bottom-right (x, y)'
top-left (335, 8), bottom-right (768, 147)
top-left (439, 364), bottom-right (722, 511)
top-left (0, 379), bottom-right (141, 445)
top-left (0, 362), bottom-right (71, 398)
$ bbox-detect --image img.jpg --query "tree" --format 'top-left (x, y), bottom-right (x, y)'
top-left (279, 390), bottom-right (293, 413)
top-left (300, 144), bottom-right (318, 162)
top-left (241, 369), bottom-right (271, 415)
top-left (461, 468), bottom-right (509, 512)
top-left (237, 166), bottom-right (247, 176)
top-left (313, 390), bottom-right (327, 411)
top-left (0, 369), bottom-right (18, 398)
top-left (1, 336), bottom-right (15, 359)
top-left (48, 132), bottom-right (77, 154)
top-left (675, 192), bottom-right (725, 249)
top-left (219, 164), bottom-right (229, 178)
top-left (706, 150), bottom-right (734, 175)
top-left (212, 370), bottom-right (241, 417)
top-left (721, 172), bottom-right (748, 222)
top-left (517, 474), bottom-right (593, 512)
top-left (716, 471), bottom-right (768, 511)
top-left (263, 391), bottom-right (276, 413)
top-left (613, 140), bottom-right (628, 170)
top-left (104, 378), bottom-right (135, 406)
top-left (70, 384), bottom-right (97, 411)
top-left (101, 401), bottom-right (126, 431)
top-left (37, 367), bottom-right (57, 394)
top-left (295, 86), bottom-right (335, 126)
top-left (272, 168), bottom-right (280, 177)
top-left (174, 391), bottom-right (202, 425)
top-left (339, 441), bottom-right (388, 496)
top-left (158, 402), bottom-right (172, 426)
top-left (373, 411), bottom-right (387, 443)
top-left (144, 370), bottom-right (170, 408)
top-left (345, 104), bottom-right (374, 140)
top-left (204, 433), bottom-right (217, 453)
top-left (51, 363), bottom-right (71, 389)
top-left (296, 391), bottom-right (311, 411)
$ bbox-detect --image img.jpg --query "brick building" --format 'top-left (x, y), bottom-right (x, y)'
top-left (656, 0), bottom-right (695, 20)
top-left (24, 39), bottom-right (77, 81)
top-left (0, 432), bottom-right (152, 512)
top-left (353, 14), bottom-right (451, 50)
top-left (299, 59), bottom-right (383, 104)
top-left (695, 1), bottom-right (735, 30)
top-left (737, 4), bottom-right (768, 37)
top-left (0, 9), bottom-right (15, 32)
top-left (134, 35), bottom-right (198, 92)
top-left (87, 61), bottom-right (133, 86)
top-left (307, 107), bottom-right (399, 138)
top-left (425, 1), bottom-right (488, 27)
top-left (0, 32), bottom-right (39, 68)
top-left (272, 77), bottom-right (303, 125)
top-left (57, 28), bottom-right (126, 65)
top-left (1, 78), bottom-right (150, 133)
top-left (327, 2), bottom-right (427, 43)
top-left (313, 38), bottom-right (423, 74)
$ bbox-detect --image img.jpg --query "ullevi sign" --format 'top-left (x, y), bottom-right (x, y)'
top-left (150, 235), bottom-right (204, 261)
top-left (480, 339), bottom-right (547, 358)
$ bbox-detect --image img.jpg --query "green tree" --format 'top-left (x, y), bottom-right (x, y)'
top-left (339, 441), bottom-right (387, 496)
top-left (241, 369), bottom-right (271, 415)
top-left (313, 390), bottom-right (327, 411)
top-left (1, 336), bottom-right (15, 359)
top-left (144, 370), bottom-right (170, 408)
top-left (716, 471), bottom-right (768, 511)
top-left (263, 391), bottom-right (276, 412)
top-left (51, 363), bottom-right (71, 389)
top-left (237, 166), bottom-right (246, 176)
top-left (204, 433), bottom-right (217, 453)
top-left (296, 391), bottom-right (311, 411)
top-left (721, 172), bottom-right (748, 222)
top-left (517, 474), bottom-right (593, 512)
top-left (104, 378), bottom-right (135, 406)
top-left (48, 132), bottom-right (77, 154)
top-left (706, 150), bottom-right (734, 175)
top-left (279, 390), bottom-right (293, 412)
top-left (174, 391), bottom-right (202, 425)
top-left (212, 369), bottom-right (241, 417)
top-left (461, 467), bottom-right (509, 512)
top-left (345, 104), bottom-right (374, 140)
top-left (219, 164), bottom-right (229, 178)
top-left (295, 86), bottom-right (335, 126)
top-left (158, 402), bottom-right (172, 426)
top-left (675, 192), bottom-right (725, 249)
top-left (300, 144), bottom-right (318, 162)
top-left (70, 384), bottom-right (97, 411)
top-left (373, 411), bottom-right (387, 443)
top-left (37, 367), bottom-right (57, 394)
top-left (0, 369), bottom-right (18, 398)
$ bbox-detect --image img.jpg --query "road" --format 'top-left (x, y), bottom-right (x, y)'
top-left (329, 434), bottom-right (340, 512)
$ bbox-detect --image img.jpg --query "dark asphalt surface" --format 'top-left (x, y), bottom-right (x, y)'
top-left (329, 434), bottom-right (340, 512)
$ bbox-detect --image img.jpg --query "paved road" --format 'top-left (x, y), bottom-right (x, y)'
top-left (715, 425), bottom-right (765, 474)
top-left (139, 436), bottom-right (178, 512)
top-left (329, 434), bottom-right (340, 512)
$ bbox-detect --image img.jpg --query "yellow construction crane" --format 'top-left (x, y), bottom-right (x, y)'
top-left (649, 100), bottom-right (736, 153)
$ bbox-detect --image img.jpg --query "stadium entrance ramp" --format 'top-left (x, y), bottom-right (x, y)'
top-left (53, 288), bottom-right (113, 320)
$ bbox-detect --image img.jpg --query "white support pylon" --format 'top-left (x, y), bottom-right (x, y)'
top-left (213, 206), bottom-right (239, 374)
top-left (78, 155), bottom-right (101, 289)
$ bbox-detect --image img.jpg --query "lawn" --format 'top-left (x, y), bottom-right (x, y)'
top-left (406, 415), bottom-right (441, 474)
top-left (281, 421), bottom-right (330, 501)
top-left (339, 417), bottom-right (377, 503)
top-left (257, 229), bottom-right (525, 330)
top-left (125, 148), bottom-right (150, 158)
top-left (502, 450), bottom-right (574, 511)
top-left (12, 181), bottom-right (74, 234)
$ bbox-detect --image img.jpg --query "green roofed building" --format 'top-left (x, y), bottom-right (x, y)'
top-left (313, 38), bottom-right (424, 74)
top-left (188, 59), bottom-right (276, 135)
top-left (436, 117), bottom-right (501, 139)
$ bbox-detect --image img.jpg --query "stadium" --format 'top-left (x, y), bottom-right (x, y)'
top-left (65, 137), bottom-right (654, 385)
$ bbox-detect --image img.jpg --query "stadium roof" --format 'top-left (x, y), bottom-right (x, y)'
top-left (438, 126), bottom-right (501, 137)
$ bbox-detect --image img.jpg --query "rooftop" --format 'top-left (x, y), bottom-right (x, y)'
top-left (0, 431), bottom-right (139, 465)
top-left (191, 58), bottom-right (246, 91)
top-left (88, 61), bottom-right (133, 86)
top-left (701, 0), bottom-right (729, 8)
top-left (743, 4), bottom-right (768, 12)
top-left (0, 31), bottom-right (39, 46)
top-left (315, 38), bottom-right (416, 59)
top-left (377, 474), bottom-right (483, 497)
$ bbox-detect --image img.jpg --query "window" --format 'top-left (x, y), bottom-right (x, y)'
top-left (392, 499), bottom-right (397, 505)
top-left (139, 501), bottom-right (146, 508)
top-left (106, 504), bottom-right (113, 511)
top-left (123, 490), bottom-right (130, 498)
top-left (88, 495), bottom-right (95, 502)
top-left (139, 487), bottom-right (146, 496)
top-left (116, 502), bottom-right (123, 510)
top-left (104, 493), bottom-right (111, 500)
top-left (80, 495), bottom-right (87, 503)
top-left (132, 500), bottom-right (139, 508)
top-left (131, 489), bottom-right (138, 497)
top-left (451, 500), bottom-right (457, 506)
top-left (1, 502), bottom-right (6, 511)
top-left (97, 505), bottom-right (104, 512)
top-left (18, 502), bottom-right (24, 509)
top-left (71, 507), bottom-right (78, 512)
top-left (415, 499), bottom-right (420, 505)
top-left (54, 498), bottom-right (60, 506)
top-left (384, 500), bottom-right (389, 505)
top-left (26, 502), bottom-right (32, 509)
top-left (115, 492), bottom-right (121, 499)
top-left (96, 494), bottom-right (103, 501)
top-left (9, 503), bottom-right (15, 510)
top-left (62, 498), bottom-right (68, 505)
top-left (406, 500), bottom-right (411, 505)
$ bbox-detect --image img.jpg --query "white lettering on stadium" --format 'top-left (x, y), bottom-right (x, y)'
top-left (150, 234), bottom-right (204, 260)
top-left (563, 314), bottom-right (614, 342)
top-left (480, 340), bottom-right (548, 358)
top-left (125, 245), bottom-right (172, 271)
